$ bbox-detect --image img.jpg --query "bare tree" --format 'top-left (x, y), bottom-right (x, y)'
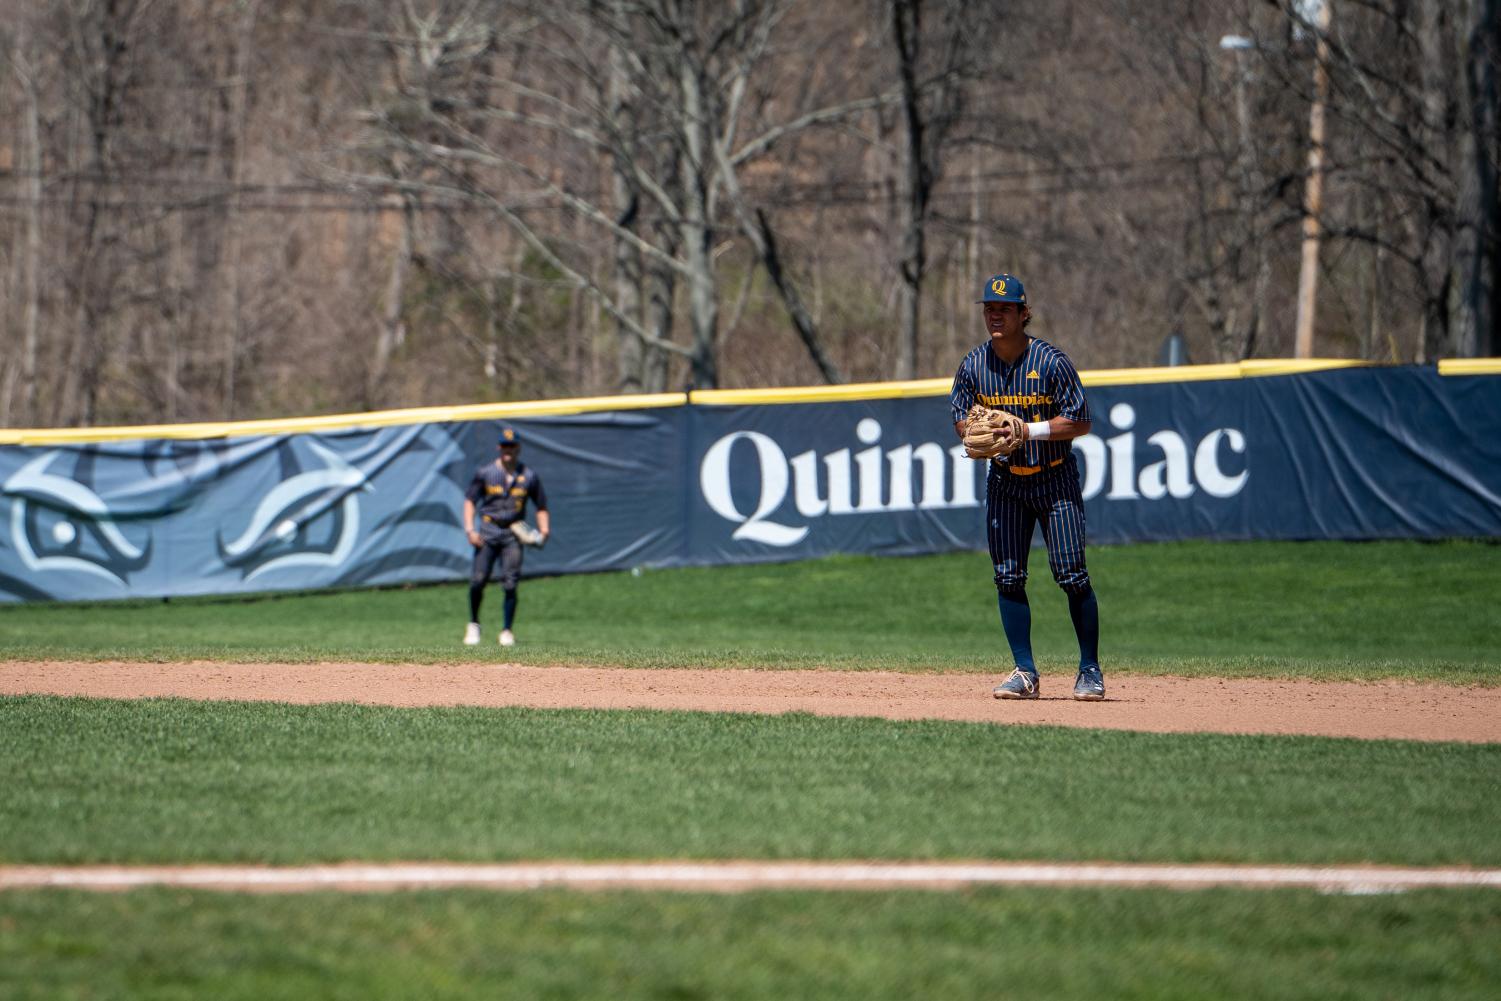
top-left (884, 0), bottom-right (979, 379)
top-left (5, 16), bottom-right (45, 425)
top-left (217, 0), bottom-right (262, 418)
top-left (2, 0), bottom-right (1493, 430)
top-left (50, 0), bottom-right (153, 424)
top-left (350, 0), bottom-right (883, 390)
top-left (1286, 0), bottom-right (1499, 359)
top-left (1460, 0), bottom-right (1499, 356)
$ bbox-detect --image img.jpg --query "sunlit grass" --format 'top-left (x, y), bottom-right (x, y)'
top-left (2, 540), bottom-right (1496, 682)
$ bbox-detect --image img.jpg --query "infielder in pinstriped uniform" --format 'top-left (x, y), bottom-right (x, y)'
top-left (462, 424), bottom-right (550, 648)
top-left (950, 274), bottom-right (1104, 701)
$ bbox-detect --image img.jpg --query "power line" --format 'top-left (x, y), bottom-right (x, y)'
top-left (0, 176), bottom-right (1208, 220)
top-left (0, 152), bottom-right (1213, 214)
top-left (0, 153), bottom-right (1209, 192)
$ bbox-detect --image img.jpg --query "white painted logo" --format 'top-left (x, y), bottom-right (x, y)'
top-left (3, 451), bottom-right (147, 586)
top-left (1072, 403), bottom-right (1249, 501)
top-left (218, 440), bottom-right (369, 581)
top-left (699, 410), bottom-right (1249, 546)
top-left (700, 418), bottom-right (981, 546)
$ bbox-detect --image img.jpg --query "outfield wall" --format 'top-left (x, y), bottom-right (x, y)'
top-left (1, 361), bottom-right (1497, 603)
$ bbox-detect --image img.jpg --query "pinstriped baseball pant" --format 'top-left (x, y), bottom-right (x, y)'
top-left (986, 464), bottom-right (1091, 595)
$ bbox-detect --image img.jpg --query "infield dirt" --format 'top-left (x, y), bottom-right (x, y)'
top-left (4, 661), bottom-right (1498, 743)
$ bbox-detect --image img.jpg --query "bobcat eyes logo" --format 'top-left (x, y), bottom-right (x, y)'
top-left (0, 425), bottom-right (474, 602)
top-left (991, 279), bottom-right (1007, 296)
top-left (3, 451), bottom-right (151, 588)
top-left (217, 440), bottom-right (369, 581)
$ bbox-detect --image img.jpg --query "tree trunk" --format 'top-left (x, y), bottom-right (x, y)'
top-left (612, 180), bottom-right (645, 392)
top-left (1415, 0), bottom-right (1456, 361)
top-left (164, 207), bottom-right (189, 422)
top-left (1460, 0), bottom-right (1499, 355)
top-left (892, 0), bottom-right (927, 380)
top-left (679, 56), bottom-right (719, 389)
top-left (17, 41), bottom-right (43, 426)
top-left (220, 0), bottom-right (259, 419)
top-left (369, 197), bottom-right (413, 406)
top-left (754, 209), bottom-right (843, 383)
top-left (644, 205), bottom-right (678, 394)
top-left (608, 25), bottom-right (646, 393)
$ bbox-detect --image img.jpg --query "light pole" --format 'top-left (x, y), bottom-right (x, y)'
top-left (1219, 34), bottom-right (1269, 362)
top-left (1219, 35), bottom-right (1255, 212)
top-left (1294, 0), bottom-right (1333, 359)
top-left (1222, 1), bottom-right (1333, 360)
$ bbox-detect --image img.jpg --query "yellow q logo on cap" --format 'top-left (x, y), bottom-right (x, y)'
top-left (991, 279), bottom-right (1007, 296)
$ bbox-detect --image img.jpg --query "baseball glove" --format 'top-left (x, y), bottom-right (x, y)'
top-left (509, 521), bottom-right (545, 548)
top-left (962, 404), bottom-right (1026, 460)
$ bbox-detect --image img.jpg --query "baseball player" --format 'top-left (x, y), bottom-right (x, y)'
top-left (462, 424), bottom-right (550, 647)
top-left (950, 273), bottom-right (1104, 701)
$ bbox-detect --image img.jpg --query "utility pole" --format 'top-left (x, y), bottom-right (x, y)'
top-left (1294, 0), bottom-right (1333, 359)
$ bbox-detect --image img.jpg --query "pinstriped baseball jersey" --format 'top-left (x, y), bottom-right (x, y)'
top-left (949, 336), bottom-right (1091, 473)
top-left (465, 461), bottom-right (547, 542)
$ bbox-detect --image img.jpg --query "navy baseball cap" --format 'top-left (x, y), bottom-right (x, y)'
top-left (976, 273), bottom-right (1027, 304)
top-left (497, 424), bottom-right (521, 446)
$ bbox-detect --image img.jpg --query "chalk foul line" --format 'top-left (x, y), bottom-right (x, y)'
top-left (3, 862), bottom-right (1499, 894)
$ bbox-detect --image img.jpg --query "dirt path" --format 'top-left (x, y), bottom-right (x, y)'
top-left (3, 661), bottom-right (1497, 743)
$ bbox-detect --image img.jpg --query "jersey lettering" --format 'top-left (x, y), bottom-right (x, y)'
top-left (978, 393), bottom-right (1054, 408)
top-left (949, 336), bottom-right (1090, 473)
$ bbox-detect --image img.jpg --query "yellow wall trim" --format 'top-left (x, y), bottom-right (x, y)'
top-left (3, 359), bottom-right (1495, 446)
top-left (0, 393), bottom-right (685, 446)
top-left (1438, 358), bottom-right (1501, 376)
top-left (689, 378), bottom-right (951, 406)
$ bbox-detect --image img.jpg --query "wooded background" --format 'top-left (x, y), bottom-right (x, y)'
top-left (1, 0), bottom-right (1496, 427)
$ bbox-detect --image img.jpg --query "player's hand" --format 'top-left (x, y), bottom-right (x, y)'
top-left (466, 529), bottom-right (482, 548)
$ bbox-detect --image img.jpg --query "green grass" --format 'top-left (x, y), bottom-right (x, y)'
top-left (4, 697), bottom-right (1498, 867)
top-left (1, 540), bottom-right (1496, 682)
top-left (2, 886), bottom-right (1499, 1000)
top-left (5, 540), bottom-right (1495, 997)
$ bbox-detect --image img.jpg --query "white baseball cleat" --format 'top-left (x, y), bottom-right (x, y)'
top-left (463, 623), bottom-right (481, 646)
top-left (499, 629), bottom-right (516, 647)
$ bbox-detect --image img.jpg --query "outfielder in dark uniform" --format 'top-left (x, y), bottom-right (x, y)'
top-left (950, 274), bottom-right (1104, 701)
top-left (462, 424), bottom-right (550, 647)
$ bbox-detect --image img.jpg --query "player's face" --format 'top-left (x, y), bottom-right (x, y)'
top-left (499, 443), bottom-right (520, 468)
top-left (983, 301), bottom-right (1028, 340)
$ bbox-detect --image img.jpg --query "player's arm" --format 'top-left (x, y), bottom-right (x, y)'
top-left (531, 479), bottom-right (550, 541)
top-left (1025, 354), bottom-right (1092, 442)
top-left (950, 357), bottom-right (976, 441)
top-left (1023, 416), bottom-right (1091, 442)
top-left (462, 498), bottom-right (482, 547)
top-left (463, 475), bottom-right (484, 547)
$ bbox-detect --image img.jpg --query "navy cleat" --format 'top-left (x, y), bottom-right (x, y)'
top-left (993, 669), bottom-right (1040, 700)
top-left (1072, 665), bottom-right (1105, 701)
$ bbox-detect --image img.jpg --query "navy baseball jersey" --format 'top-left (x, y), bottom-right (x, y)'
top-left (465, 461), bottom-right (547, 540)
top-left (949, 336), bottom-right (1091, 473)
